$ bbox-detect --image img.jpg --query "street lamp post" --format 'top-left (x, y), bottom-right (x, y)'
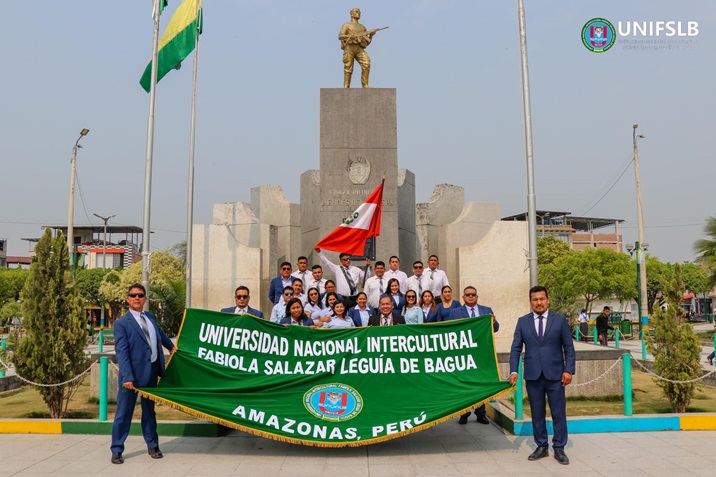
top-left (93, 213), bottom-right (116, 269)
top-left (92, 213), bottom-right (115, 328)
top-left (632, 124), bottom-right (648, 332)
top-left (67, 128), bottom-right (90, 270)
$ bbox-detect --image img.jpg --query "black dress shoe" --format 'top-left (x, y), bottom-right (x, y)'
top-left (554, 449), bottom-right (570, 465)
top-left (475, 414), bottom-right (489, 425)
top-left (111, 452), bottom-right (124, 464)
top-left (527, 447), bottom-right (549, 461)
top-left (458, 414), bottom-right (468, 425)
top-left (148, 447), bottom-right (163, 459)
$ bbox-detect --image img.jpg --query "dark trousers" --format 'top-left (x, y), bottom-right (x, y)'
top-left (525, 374), bottom-right (568, 450)
top-left (461, 404), bottom-right (487, 420)
top-left (111, 360), bottom-right (160, 453)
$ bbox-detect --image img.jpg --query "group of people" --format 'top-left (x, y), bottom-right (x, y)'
top-left (110, 251), bottom-right (576, 467)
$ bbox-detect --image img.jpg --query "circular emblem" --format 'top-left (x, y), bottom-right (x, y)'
top-left (303, 383), bottom-right (363, 421)
top-left (581, 18), bottom-right (616, 53)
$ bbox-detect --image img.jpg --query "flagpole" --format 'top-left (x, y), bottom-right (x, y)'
top-left (185, 6), bottom-right (201, 308)
top-left (362, 177), bottom-right (384, 289)
top-left (141, 0), bottom-right (163, 307)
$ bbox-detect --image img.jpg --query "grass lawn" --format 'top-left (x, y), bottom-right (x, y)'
top-left (694, 329), bottom-right (715, 347)
top-left (0, 376), bottom-right (196, 420)
top-left (513, 371), bottom-right (716, 417)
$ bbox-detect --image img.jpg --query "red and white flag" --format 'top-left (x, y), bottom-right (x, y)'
top-left (315, 180), bottom-right (384, 255)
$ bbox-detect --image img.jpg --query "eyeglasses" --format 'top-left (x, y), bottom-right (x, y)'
top-left (235, 295), bottom-right (249, 299)
top-left (128, 293), bottom-right (145, 298)
top-left (464, 293), bottom-right (477, 297)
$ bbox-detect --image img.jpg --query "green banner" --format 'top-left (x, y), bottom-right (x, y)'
top-left (139, 309), bottom-right (512, 447)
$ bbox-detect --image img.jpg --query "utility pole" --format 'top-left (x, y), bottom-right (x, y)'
top-left (93, 213), bottom-right (116, 269)
top-left (67, 128), bottom-right (90, 269)
top-left (632, 124), bottom-right (648, 331)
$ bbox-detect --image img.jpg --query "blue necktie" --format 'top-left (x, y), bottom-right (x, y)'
top-left (538, 315), bottom-right (544, 341)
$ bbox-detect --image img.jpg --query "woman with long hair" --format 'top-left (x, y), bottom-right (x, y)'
top-left (279, 297), bottom-right (313, 326)
top-left (403, 289), bottom-right (424, 324)
top-left (382, 278), bottom-right (405, 319)
top-left (436, 285), bottom-right (460, 322)
top-left (304, 287), bottom-right (323, 322)
top-left (420, 290), bottom-right (439, 323)
top-left (322, 299), bottom-right (354, 329)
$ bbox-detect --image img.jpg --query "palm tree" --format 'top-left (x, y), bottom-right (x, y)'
top-left (694, 216), bottom-right (716, 288)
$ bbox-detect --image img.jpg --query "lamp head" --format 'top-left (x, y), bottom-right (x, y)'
top-left (633, 123), bottom-right (638, 129)
top-left (642, 242), bottom-right (649, 251)
top-left (80, 128), bottom-right (89, 136)
top-left (626, 243), bottom-right (634, 252)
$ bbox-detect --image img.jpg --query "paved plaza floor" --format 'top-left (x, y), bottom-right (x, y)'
top-left (1, 422), bottom-right (715, 477)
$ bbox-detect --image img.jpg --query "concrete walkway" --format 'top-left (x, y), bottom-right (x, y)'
top-left (1, 423), bottom-right (714, 476)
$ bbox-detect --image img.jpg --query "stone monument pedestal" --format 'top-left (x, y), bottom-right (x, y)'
top-left (302, 89), bottom-right (415, 267)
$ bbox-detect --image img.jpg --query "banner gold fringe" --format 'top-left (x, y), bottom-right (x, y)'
top-left (137, 386), bottom-right (514, 448)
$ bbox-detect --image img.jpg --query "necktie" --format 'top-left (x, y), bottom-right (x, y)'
top-left (418, 279), bottom-right (422, 294)
top-left (382, 316), bottom-right (390, 326)
top-left (430, 270), bottom-right (435, 280)
top-left (469, 307), bottom-right (475, 318)
top-left (538, 315), bottom-right (544, 341)
top-left (139, 312), bottom-right (152, 345)
top-left (379, 278), bottom-right (384, 294)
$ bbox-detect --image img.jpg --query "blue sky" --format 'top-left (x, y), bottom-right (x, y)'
top-left (1, 1), bottom-right (714, 264)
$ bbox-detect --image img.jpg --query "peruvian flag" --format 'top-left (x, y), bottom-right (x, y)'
top-left (315, 179), bottom-right (384, 255)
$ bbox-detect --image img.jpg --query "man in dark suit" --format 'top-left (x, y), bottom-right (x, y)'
top-left (110, 284), bottom-right (175, 465)
top-left (269, 262), bottom-right (296, 304)
top-left (368, 295), bottom-right (406, 326)
top-left (447, 286), bottom-right (499, 425)
top-left (509, 286), bottom-right (576, 466)
top-left (220, 285), bottom-right (264, 318)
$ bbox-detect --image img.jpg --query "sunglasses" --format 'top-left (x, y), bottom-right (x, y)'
top-left (284, 292), bottom-right (294, 296)
top-left (282, 267), bottom-right (292, 271)
top-left (128, 293), bottom-right (146, 298)
top-left (406, 295), bottom-right (416, 299)
top-left (235, 295), bottom-right (249, 299)
top-left (413, 266), bottom-right (423, 269)
top-left (464, 293), bottom-right (477, 297)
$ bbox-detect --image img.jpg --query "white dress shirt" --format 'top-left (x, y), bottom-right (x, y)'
top-left (405, 274), bottom-right (430, 296)
top-left (533, 310), bottom-right (549, 335)
top-left (426, 268), bottom-right (449, 296)
top-left (291, 270), bottom-right (311, 287)
top-left (129, 309), bottom-right (157, 362)
top-left (306, 277), bottom-right (327, 295)
top-left (318, 252), bottom-right (369, 296)
top-left (364, 275), bottom-right (387, 308)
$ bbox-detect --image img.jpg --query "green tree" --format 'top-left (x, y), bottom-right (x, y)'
top-left (647, 263), bottom-right (701, 412)
top-left (0, 268), bottom-right (30, 306)
top-left (681, 262), bottom-right (709, 295)
top-left (11, 229), bottom-right (89, 418)
top-left (0, 301), bottom-right (22, 328)
top-left (98, 269), bottom-right (125, 325)
top-left (151, 277), bottom-right (186, 337)
top-left (537, 236), bottom-right (572, 268)
top-left (541, 248), bottom-right (636, 315)
top-left (169, 241), bottom-right (188, 269)
top-left (644, 256), bottom-right (672, 315)
top-left (119, 251), bottom-right (184, 292)
top-left (75, 268), bottom-right (110, 306)
top-left (694, 216), bottom-right (716, 289)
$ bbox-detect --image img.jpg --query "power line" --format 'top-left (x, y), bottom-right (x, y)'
top-left (75, 171), bottom-right (94, 226)
top-left (577, 158), bottom-right (634, 217)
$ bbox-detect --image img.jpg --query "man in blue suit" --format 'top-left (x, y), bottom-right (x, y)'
top-left (509, 286), bottom-right (575, 466)
top-left (447, 286), bottom-right (499, 425)
top-left (269, 262), bottom-right (296, 304)
top-left (111, 284), bottom-right (175, 465)
top-left (220, 286), bottom-right (264, 318)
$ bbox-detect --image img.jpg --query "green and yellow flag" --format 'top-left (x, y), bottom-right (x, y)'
top-left (138, 309), bottom-right (512, 447)
top-left (140, 0), bottom-right (202, 93)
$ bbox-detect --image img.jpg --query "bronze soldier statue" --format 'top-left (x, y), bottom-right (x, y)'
top-left (338, 8), bottom-right (387, 88)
